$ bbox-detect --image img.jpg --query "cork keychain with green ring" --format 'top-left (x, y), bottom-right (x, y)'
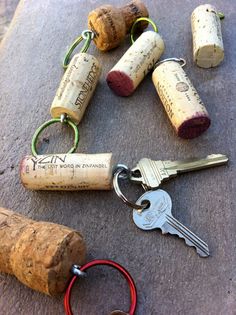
top-left (60, 1), bottom-right (149, 55)
top-left (106, 17), bottom-right (165, 96)
top-left (21, 31), bottom-right (113, 191)
top-left (87, 0), bottom-right (149, 51)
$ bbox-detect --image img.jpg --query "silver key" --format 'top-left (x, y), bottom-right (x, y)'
top-left (133, 190), bottom-right (210, 257)
top-left (130, 154), bottom-right (228, 190)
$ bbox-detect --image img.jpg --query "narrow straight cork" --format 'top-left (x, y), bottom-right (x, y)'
top-left (152, 61), bottom-right (210, 139)
top-left (88, 0), bottom-right (149, 51)
top-left (20, 153), bottom-right (113, 190)
top-left (50, 53), bottom-right (101, 124)
top-left (0, 208), bottom-right (86, 295)
top-left (107, 31), bottom-right (165, 96)
top-left (191, 4), bottom-right (224, 68)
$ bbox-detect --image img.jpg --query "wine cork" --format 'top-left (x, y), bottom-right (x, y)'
top-left (107, 31), bottom-right (165, 96)
top-left (50, 53), bottom-right (101, 124)
top-left (20, 153), bottom-right (113, 190)
top-left (191, 4), bottom-right (224, 68)
top-left (88, 0), bottom-right (149, 51)
top-left (0, 207), bottom-right (86, 295)
top-left (152, 61), bottom-right (210, 139)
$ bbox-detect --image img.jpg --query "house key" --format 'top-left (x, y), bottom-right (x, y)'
top-left (133, 189), bottom-right (210, 257)
top-left (130, 154), bottom-right (228, 190)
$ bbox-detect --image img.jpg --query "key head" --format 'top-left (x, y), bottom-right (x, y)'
top-left (131, 158), bottom-right (170, 190)
top-left (133, 190), bottom-right (172, 230)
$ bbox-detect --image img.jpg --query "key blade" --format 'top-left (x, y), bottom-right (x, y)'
top-left (163, 215), bottom-right (210, 257)
top-left (163, 154), bottom-right (228, 175)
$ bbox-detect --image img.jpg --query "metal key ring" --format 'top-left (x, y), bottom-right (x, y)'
top-left (64, 260), bottom-right (137, 315)
top-left (63, 30), bottom-right (95, 69)
top-left (31, 117), bottom-right (79, 157)
top-left (130, 17), bottom-right (158, 44)
top-left (113, 165), bottom-right (148, 211)
top-left (154, 58), bottom-right (186, 69)
top-left (81, 29), bottom-right (95, 40)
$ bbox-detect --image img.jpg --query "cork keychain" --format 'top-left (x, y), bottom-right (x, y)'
top-left (88, 0), bottom-right (149, 51)
top-left (20, 28), bottom-right (116, 191)
top-left (20, 1), bottom-right (151, 191)
top-left (0, 207), bottom-right (137, 314)
top-left (107, 17), bottom-right (165, 96)
top-left (63, 0), bottom-right (149, 56)
top-left (191, 4), bottom-right (225, 68)
top-left (0, 207), bottom-right (86, 296)
top-left (152, 58), bottom-right (211, 139)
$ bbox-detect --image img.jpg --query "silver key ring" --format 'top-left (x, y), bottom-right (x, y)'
top-left (71, 264), bottom-right (87, 278)
top-left (113, 165), bottom-right (148, 211)
top-left (154, 58), bottom-right (186, 69)
top-left (82, 29), bottom-right (95, 40)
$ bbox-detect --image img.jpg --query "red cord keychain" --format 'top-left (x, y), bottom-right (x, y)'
top-left (64, 260), bottom-right (137, 315)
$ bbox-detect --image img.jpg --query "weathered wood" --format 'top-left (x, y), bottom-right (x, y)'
top-left (0, 0), bottom-right (235, 314)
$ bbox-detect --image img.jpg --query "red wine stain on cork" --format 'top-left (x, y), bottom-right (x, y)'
top-left (106, 70), bottom-right (134, 96)
top-left (178, 115), bottom-right (211, 139)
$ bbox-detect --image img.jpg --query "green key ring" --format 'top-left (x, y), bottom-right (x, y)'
top-left (31, 118), bottom-right (79, 157)
top-left (63, 30), bottom-right (94, 69)
top-left (130, 17), bottom-right (158, 44)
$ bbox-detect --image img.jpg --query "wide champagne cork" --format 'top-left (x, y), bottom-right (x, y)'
top-left (152, 61), bottom-right (210, 139)
top-left (50, 53), bottom-right (101, 124)
top-left (107, 31), bottom-right (165, 96)
top-left (0, 207), bottom-right (86, 295)
top-left (88, 0), bottom-right (149, 51)
top-left (20, 153), bottom-right (113, 190)
top-left (191, 4), bottom-right (224, 68)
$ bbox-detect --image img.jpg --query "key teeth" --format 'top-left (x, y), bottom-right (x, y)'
top-left (184, 238), bottom-right (210, 258)
top-left (160, 226), bottom-right (169, 235)
top-left (165, 215), bottom-right (210, 257)
top-left (164, 226), bottom-right (210, 257)
top-left (196, 247), bottom-right (210, 258)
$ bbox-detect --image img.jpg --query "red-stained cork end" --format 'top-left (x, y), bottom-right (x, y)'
top-left (106, 70), bottom-right (134, 96)
top-left (177, 115), bottom-right (211, 139)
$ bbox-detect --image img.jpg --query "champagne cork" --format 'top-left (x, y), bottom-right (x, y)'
top-left (20, 153), bottom-right (113, 190)
top-left (191, 4), bottom-right (224, 68)
top-left (50, 53), bottom-right (101, 124)
top-left (88, 0), bottom-right (149, 51)
top-left (107, 31), bottom-right (165, 96)
top-left (0, 207), bottom-right (86, 295)
top-left (152, 60), bottom-right (210, 139)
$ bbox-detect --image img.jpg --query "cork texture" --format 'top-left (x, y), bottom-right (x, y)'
top-left (152, 61), bottom-right (210, 139)
top-left (88, 0), bottom-right (148, 51)
top-left (50, 53), bottom-right (101, 124)
top-left (20, 153), bottom-right (113, 190)
top-left (191, 4), bottom-right (224, 68)
top-left (0, 0), bottom-right (235, 314)
top-left (107, 31), bottom-right (164, 96)
top-left (0, 208), bottom-right (86, 296)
